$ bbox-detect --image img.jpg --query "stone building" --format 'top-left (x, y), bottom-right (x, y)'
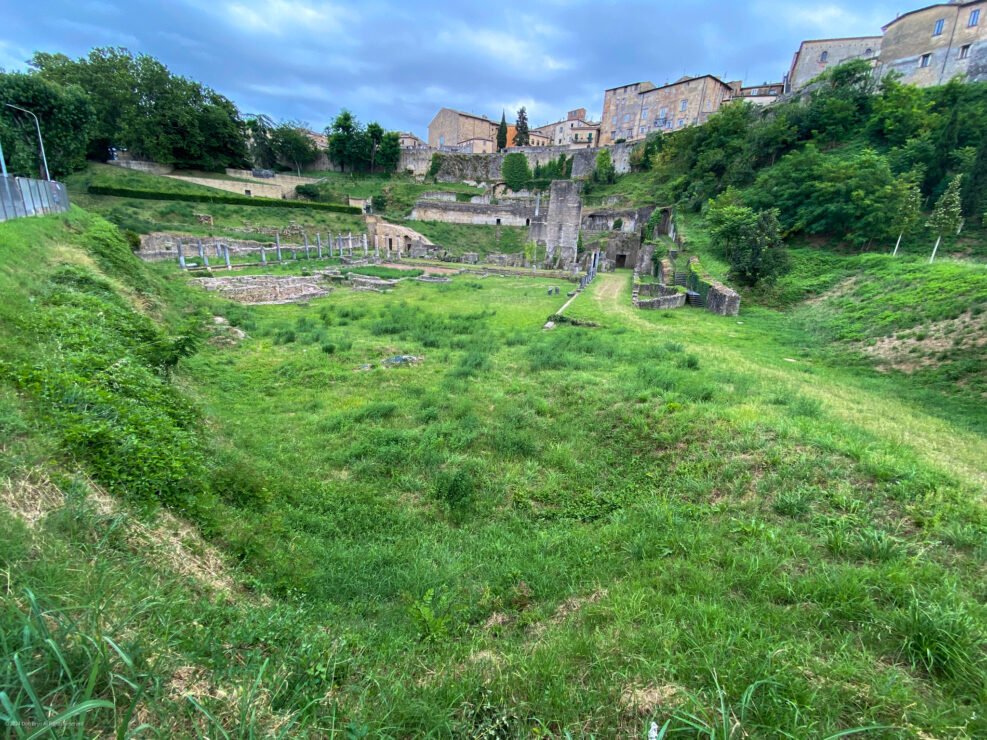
top-left (732, 82), bottom-right (784, 106)
top-left (599, 76), bottom-right (736, 145)
top-left (505, 125), bottom-right (552, 147)
top-left (398, 132), bottom-right (427, 149)
top-left (784, 37), bottom-right (882, 92)
top-left (532, 108), bottom-right (602, 148)
top-left (876, 1), bottom-right (987, 86)
top-left (427, 108), bottom-right (498, 150)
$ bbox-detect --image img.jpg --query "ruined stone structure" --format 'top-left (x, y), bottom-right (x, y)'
top-left (636, 283), bottom-right (687, 310)
top-left (194, 275), bottom-right (330, 304)
top-left (785, 37), bottom-right (881, 93)
top-left (537, 180), bottom-right (582, 268)
top-left (365, 217), bottom-right (435, 258)
top-left (600, 76), bottom-right (737, 145)
top-left (876, 1), bottom-right (987, 86)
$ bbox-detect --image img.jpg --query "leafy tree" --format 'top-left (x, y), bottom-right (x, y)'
top-left (962, 135), bottom-right (987, 222)
top-left (892, 180), bottom-right (923, 255)
top-left (0, 71), bottom-right (95, 178)
top-left (366, 122), bottom-right (384, 173)
top-left (245, 114), bottom-right (277, 169)
top-left (31, 47), bottom-right (248, 170)
top-left (927, 174), bottom-right (963, 262)
top-left (514, 107), bottom-right (530, 147)
top-left (497, 112), bottom-right (508, 151)
top-left (592, 148), bottom-right (616, 185)
top-left (326, 110), bottom-right (363, 172)
top-left (376, 131), bottom-right (401, 173)
top-left (270, 123), bottom-right (320, 175)
top-left (502, 152), bottom-right (531, 191)
top-left (868, 75), bottom-right (932, 147)
top-left (707, 202), bottom-right (791, 286)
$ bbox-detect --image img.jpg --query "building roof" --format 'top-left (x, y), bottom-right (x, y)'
top-left (795, 36), bottom-right (882, 49)
top-left (437, 107), bottom-right (495, 125)
top-left (882, 1), bottom-right (979, 31)
top-left (637, 74), bottom-right (733, 95)
top-left (604, 80), bottom-right (652, 92)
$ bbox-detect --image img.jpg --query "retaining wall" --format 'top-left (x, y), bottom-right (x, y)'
top-left (686, 257), bottom-right (741, 316)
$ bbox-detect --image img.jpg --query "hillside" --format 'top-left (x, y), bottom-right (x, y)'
top-left (1, 205), bottom-right (985, 736)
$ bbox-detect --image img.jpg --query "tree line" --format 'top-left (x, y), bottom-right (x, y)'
top-left (0, 47), bottom-right (403, 179)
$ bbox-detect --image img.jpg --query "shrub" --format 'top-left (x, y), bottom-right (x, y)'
top-left (502, 153), bottom-right (532, 192)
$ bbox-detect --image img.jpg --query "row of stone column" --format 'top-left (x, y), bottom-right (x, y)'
top-left (578, 250), bottom-right (601, 290)
top-left (175, 231), bottom-right (379, 270)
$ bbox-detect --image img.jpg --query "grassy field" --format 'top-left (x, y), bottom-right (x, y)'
top-left (1, 207), bottom-right (984, 737)
top-left (296, 171), bottom-right (483, 217)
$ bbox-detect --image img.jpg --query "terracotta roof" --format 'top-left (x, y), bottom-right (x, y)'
top-left (637, 74), bottom-right (733, 95)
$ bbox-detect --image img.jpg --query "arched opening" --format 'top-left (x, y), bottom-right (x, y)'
top-left (525, 218), bottom-right (530, 226)
top-left (496, 218), bottom-right (502, 226)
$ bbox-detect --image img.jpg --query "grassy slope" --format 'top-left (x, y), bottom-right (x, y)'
top-left (404, 219), bottom-right (527, 257)
top-left (1, 210), bottom-right (985, 737)
top-left (296, 171), bottom-right (483, 217)
top-left (66, 163), bottom-right (365, 241)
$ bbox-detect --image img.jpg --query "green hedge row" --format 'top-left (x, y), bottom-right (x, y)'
top-left (87, 185), bottom-right (362, 214)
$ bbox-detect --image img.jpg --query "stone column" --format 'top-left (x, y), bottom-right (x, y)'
top-left (198, 239), bottom-right (210, 268)
top-left (177, 239), bottom-right (187, 269)
top-left (223, 245), bottom-right (232, 270)
top-left (260, 244), bottom-right (267, 264)
top-left (374, 234), bottom-right (380, 258)
top-left (276, 232), bottom-right (283, 263)
top-left (348, 232), bottom-right (353, 257)
top-left (317, 232), bottom-right (323, 259)
top-left (362, 233), bottom-right (368, 256)
top-left (304, 232), bottom-right (310, 260)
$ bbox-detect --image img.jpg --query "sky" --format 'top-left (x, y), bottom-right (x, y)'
top-left (2, 0), bottom-right (912, 134)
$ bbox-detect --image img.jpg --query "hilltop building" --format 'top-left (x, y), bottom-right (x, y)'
top-left (784, 37), bottom-right (882, 92)
top-left (398, 132), bottom-right (427, 149)
top-left (532, 108), bottom-right (602, 148)
top-left (599, 76), bottom-right (737, 145)
top-left (427, 108), bottom-right (498, 151)
top-left (732, 83), bottom-right (785, 106)
top-left (505, 125), bottom-right (552, 148)
top-left (876, 1), bottom-right (987, 86)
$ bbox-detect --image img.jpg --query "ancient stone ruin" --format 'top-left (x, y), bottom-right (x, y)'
top-left (193, 275), bottom-right (330, 304)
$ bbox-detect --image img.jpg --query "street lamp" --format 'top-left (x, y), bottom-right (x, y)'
top-left (4, 103), bottom-right (50, 180)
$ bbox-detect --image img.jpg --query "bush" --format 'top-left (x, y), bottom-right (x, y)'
top-left (502, 153), bottom-right (532, 192)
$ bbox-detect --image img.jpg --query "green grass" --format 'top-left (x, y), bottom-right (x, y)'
top-left (295, 171), bottom-right (483, 217)
top-left (404, 220), bottom-right (527, 257)
top-left (1, 210), bottom-right (985, 737)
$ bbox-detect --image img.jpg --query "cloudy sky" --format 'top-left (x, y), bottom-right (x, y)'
top-left (3, 0), bottom-right (909, 133)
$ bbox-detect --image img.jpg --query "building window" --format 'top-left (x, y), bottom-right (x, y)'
top-left (659, 107), bottom-right (668, 120)
top-left (610, 130), bottom-right (616, 139)
top-left (640, 108), bottom-right (649, 119)
top-left (439, 135), bottom-right (444, 146)
top-left (920, 53), bottom-right (932, 68)
top-left (680, 99), bottom-right (688, 111)
top-left (622, 113), bottom-right (631, 123)
top-left (639, 126), bottom-right (646, 134)
top-left (933, 18), bottom-right (945, 36)
top-left (677, 118), bottom-right (685, 128)
top-left (970, 9), bottom-right (980, 27)
top-left (611, 116), bottom-right (617, 126)
top-left (820, 51), bottom-right (829, 62)
top-left (865, 48), bottom-right (873, 57)
top-left (960, 44), bottom-right (971, 59)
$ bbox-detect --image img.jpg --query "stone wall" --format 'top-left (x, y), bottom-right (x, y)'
top-left (541, 180), bottom-right (582, 269)
top-left (686, 257), bottom-right (741, 316)
top-left (107, 159), bottom-right (174, 176)
top-left (636, 284), bottom-right (686, 310)
top-left (399, 142), bottom-right (633, 181)
top-left (410, 200), bottom-right (533, 226)
top-left (165, 174), bottom-right (286, 200)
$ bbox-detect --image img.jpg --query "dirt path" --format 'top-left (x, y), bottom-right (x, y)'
top-left (589, 272), bottom-right (987, 490)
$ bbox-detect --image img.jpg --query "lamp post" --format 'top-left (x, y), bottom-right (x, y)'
top-left (5, 104), bottom-right (50, 180)
top-left (0, 136), bottom-right (7, 177)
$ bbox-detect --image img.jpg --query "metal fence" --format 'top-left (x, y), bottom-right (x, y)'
top-left (0, 175), bottom-right (70, 223)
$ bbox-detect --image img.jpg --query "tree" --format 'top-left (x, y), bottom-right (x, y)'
top-left (326, 110), bottom-right (363, 172)
top-left (245, 114), bottom-right (277, 169)
top-left (927, 174), bottom-right (963, 263)
top-left (270, 123), bottom-right (319, 175)
top-left (592, 148), bottom-right (616, 185)
top-left (502, 152), bottom-right (531, 191)
top-left (892, 180), bottom-right (923, 256)
top-left (514, 107), bottom-right (530, 147)
top-left (707, 202), bottom-right (791, 286)
top-left (497, 112), bottom-right (508, 151)
top-left (366, 122), bottom-right (384, 172)
top-left (30, 47), bottom-right (248, 170)
top-left (962, 135), bottom-right (987, 223)
top-left (376, 131), bottom-right (401, 173)
top-left (0, 72), bottom-right (95, 178)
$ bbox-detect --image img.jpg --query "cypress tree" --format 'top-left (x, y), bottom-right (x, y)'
top-left (497, 112), bottom-right (508, 151)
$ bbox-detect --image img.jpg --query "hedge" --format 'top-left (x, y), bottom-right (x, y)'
top-left (87, 185), bottom-right (363, 214)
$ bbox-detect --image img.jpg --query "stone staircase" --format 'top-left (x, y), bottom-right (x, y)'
top-left (673, 271), bottom-right (688, 287)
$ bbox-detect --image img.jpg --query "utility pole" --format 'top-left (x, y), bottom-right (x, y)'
top-left (5, 104), bottom-right (50, 180)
